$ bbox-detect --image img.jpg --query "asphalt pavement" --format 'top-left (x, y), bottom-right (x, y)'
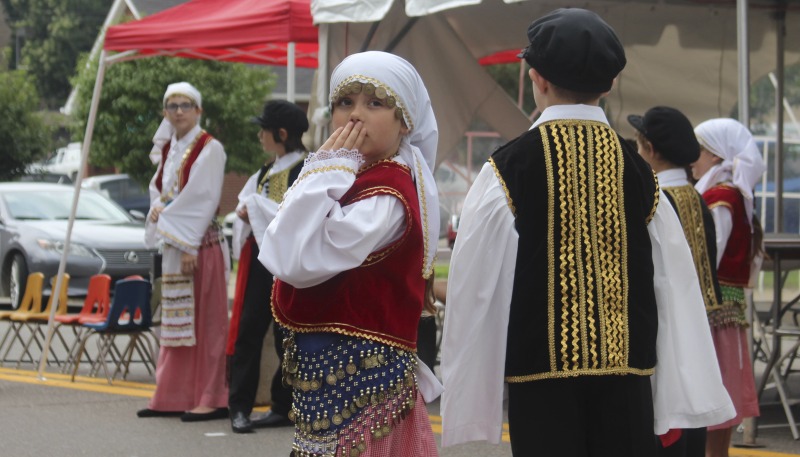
top-left (0, 247), bottom-right (798, 456)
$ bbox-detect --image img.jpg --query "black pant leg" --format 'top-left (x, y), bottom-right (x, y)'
top-left (416, 316), bottom-right (437, 370)
top-left (684, 428), bottom-right (707, 457)
top-left (228, 241), bottom-right (274, 415)
top-left (270, 323), bottom-right (293, 416)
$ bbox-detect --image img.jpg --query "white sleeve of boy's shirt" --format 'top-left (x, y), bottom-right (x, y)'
top-left (648, 193), bottom-right (735, 434)
top-left (441, 162), bottom-right (517, 447)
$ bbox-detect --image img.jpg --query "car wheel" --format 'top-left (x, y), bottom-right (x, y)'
top-left (8, 254), bottom-right (28, 310)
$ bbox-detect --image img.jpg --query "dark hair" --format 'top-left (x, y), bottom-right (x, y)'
top-left (751, 214), bottom-right (765, 265)
top-left (549, 83), bottom-right (603, 104)
top-left (264, 127), bottom-right (307, 153)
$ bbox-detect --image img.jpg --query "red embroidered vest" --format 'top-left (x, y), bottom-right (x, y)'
top-left (154, 130), bottom-right (213, 194)
top-left (703, 184), bottom-right (751, 286)
top-left (272, 161), bottom-right (425, 350)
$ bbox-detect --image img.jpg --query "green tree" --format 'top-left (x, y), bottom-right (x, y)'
top-left (485, 62), bottom-right (536, 115)
top-left (731, 62), bottom-right (800, 133)
top-left (71, 55), bottom-right (275, 185)
top-left (1, 0), bottom-right (110, 108)
top-left (0, 71), bottom-right (52, 180)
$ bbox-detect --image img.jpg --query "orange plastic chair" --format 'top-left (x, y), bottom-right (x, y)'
top-left (11, 274), bottom-right (70, 368)
top-left (56, 274), bottom-right (111, 373)
top-left (57, 274), bottom-right (111, 325)
top-left (0, 272), bottom-right (45, 365)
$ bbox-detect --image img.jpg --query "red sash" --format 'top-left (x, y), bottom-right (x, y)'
top-left (154, 131), bottom-right (212, 194)
top-left (226, 235), bottom-right (255, 356)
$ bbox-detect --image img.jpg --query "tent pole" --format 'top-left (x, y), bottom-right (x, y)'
top-left (737, 0), bottom-right (760, 445)
top-left (288, 42), bottom-right (296, 103)
top-left (359, 21), bottom-right (381, 52)
top-left (314, 24), bottom-right (330, 149)
top-left (774, 9), bottom-right (786, 233)
top-left (37, 50), bottom-right (109, 380)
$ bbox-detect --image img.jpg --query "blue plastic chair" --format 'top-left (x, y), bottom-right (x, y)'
top-left (69, 278), bottom-right (153, 384)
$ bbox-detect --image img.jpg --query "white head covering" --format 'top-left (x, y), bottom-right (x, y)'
top-left (163, 81), bottom-right (202, 108)
top-left (330, 51), bottom-right (440, 278)
top-left (151, 82), bottom-right (203, 164)
top-left (694, 118), bottom-right (765, 227)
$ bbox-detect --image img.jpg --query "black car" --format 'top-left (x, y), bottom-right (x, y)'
top-left (81, 174), bottom-right (150, 216)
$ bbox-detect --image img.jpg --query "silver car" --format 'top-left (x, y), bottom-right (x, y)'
top-left (0, 182), bottom-right (156, 309)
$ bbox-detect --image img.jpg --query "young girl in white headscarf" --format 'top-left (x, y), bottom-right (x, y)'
top-left (259, 51), bottom-right (441, 457)
top-left (691, 118), bottom-right (764, 457)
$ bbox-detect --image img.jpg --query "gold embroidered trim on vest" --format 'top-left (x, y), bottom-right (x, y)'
top-left (271, 283), bottom-right (418, 352)
top-left (647, 171), bottom-right (660, 225)
top-left (161, 129), bottom-right (209, 203)
top-left (664, 185), bottom-right (721, 310)
top-left (539, 120), bottom-right (631, 377)
top-left (347, 186), bottom-right (413, 266)
top-left (488, 158), bottom-right (515, 216)
top-left (707, 201), bottom-right (734, 212)
top-left (506, 366), bottom-right (654, 383)
top-left (258, 153), bottom-right (307, 200)
top-left (415, 154), bottom-right (436, 279)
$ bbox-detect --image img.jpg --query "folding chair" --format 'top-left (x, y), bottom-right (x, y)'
top-left (70, 278), bottom-right (152, 384)
top-left (0, 273), bottom-right (44, 365)
top-left (11, 274), bottom-right (70, 368)
top-left (57, 274), bottom-right (111, 374)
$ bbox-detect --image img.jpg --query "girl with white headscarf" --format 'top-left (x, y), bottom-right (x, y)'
top-left (691, 118), bottom-right (764, 457)
top-left (259, 51), bottom-right (440, 457)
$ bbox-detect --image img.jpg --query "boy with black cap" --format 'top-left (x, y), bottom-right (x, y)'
top-left (225, 100), bottom-right (308, 433)
top-left (440, 9), bottom-right (733, 457)
top-left (629, 106), bottom-right (725, 457)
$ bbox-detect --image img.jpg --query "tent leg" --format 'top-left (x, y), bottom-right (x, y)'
top-left (37, 50), bottom-right (109, 380)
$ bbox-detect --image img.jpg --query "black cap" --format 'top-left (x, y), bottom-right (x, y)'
top-left (627, 106), bottom-right (700, 166)
top-left (518, 8), bottom-right (626, 93)
top-left (251, 100), bottom-right (309, 136)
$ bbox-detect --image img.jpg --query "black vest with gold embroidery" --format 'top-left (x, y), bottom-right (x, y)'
top-left (256, 153), bottom-right (306, 204)
top-left (662, 184), bottom-right (723, 311)
top-left (492, 120), bottom-right (659, 382)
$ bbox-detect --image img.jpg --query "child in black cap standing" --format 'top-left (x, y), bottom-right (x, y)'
top-left (226, 100), bottom-right (308, 433)
top-left (629, 106), bottom-right (728, 457)
top-left (441, 9), bottom-right (733, 457)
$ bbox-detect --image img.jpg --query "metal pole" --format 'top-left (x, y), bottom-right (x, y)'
top-left (287, 42), bottom-right (296, 103)
top-left (774, 10), bottom-right (786, 233)
top-left (37, 51), bottom-right (108, 380)
top-left (736, 0), bottom-right (760, 446)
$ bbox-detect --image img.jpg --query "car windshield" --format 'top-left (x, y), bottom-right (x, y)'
top-left (3, 189), bottom-right (132, 222)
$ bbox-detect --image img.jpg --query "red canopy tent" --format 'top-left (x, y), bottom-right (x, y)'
top-left (103, 0), bottom-right (318, 67)
top-left (39, 0), bottom-right (319, 378)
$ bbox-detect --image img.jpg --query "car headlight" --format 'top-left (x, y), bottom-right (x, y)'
top-left (36, 239), bottom-right (96, 258)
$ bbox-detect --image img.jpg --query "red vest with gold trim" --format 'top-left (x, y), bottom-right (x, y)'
top-left (155, 130), bottom-right (213, 193)
top-left (271, 161), bottom-right (425, 350)
top-left (703, 184), bottom-right (751, 286)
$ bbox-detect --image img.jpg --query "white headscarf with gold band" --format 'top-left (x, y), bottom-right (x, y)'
top-left (329, 51), bottom-right (440, 278)
top-left (694, 118), bottom-right (765, 228)
top-left (150, 82), bottom-right (204, 165)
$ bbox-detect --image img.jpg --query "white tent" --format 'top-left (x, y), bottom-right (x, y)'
top-left (311, 0), bottom-right (800, 164)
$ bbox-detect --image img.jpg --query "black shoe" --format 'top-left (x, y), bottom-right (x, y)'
top-left (251, 410), bottom-right (293, 428)
top-left (137, 408), bottom-right (183, 418)
top-left (180, 407), bottom-right (229, 422)
top-left (230, 410), bottom-right (254, 434)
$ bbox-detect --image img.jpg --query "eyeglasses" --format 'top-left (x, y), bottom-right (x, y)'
top-left (165, 102), bottom-right (196, 113)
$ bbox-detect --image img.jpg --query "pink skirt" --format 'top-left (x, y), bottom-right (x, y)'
top-left (353, 391), bottom-right (438, 457)
top-left (148, 243), bottom-right (229, 411)
top-left (708, 325), bottom-right (760, 430)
